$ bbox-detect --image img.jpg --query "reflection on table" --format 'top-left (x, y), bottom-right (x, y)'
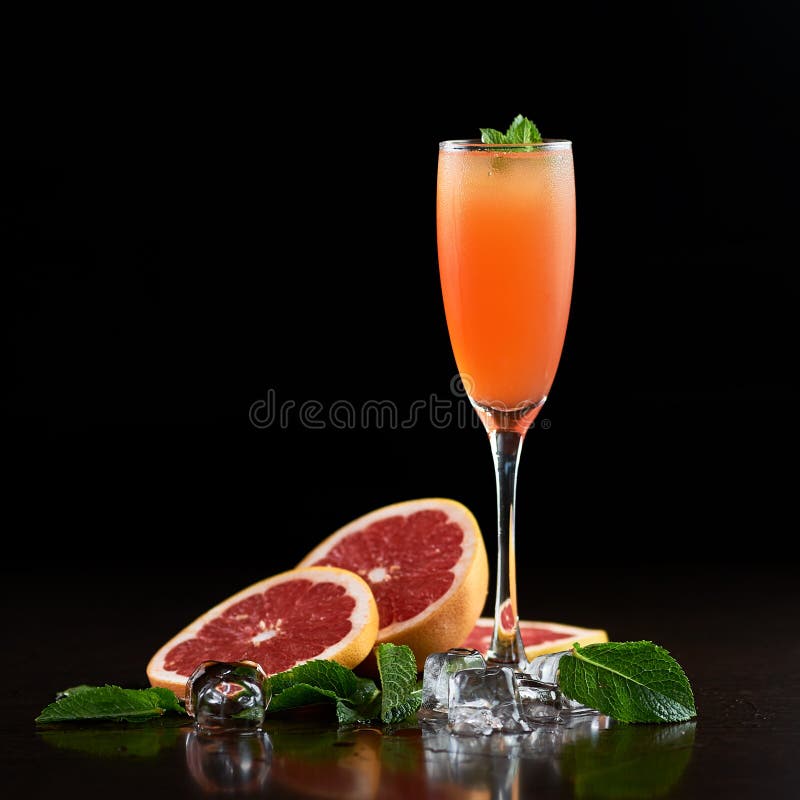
top-left (183, 716), bottom-right (696, 798)
top-left (38, 713), bottom-right (696, 798)
top-left (185, 730), bottom-right (272, 794)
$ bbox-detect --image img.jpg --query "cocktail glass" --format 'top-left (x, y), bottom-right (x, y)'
top-left (437, 139), bottom-right (575, 668)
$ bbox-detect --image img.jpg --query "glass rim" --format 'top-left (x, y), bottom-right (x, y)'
top-left (439, 138), bottom-right (571, 151)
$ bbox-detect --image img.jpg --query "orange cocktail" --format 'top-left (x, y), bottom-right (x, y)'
top-left (438, 145), bottom-right (575, 413)
top-left (436, 138), bottom-right (575, 667)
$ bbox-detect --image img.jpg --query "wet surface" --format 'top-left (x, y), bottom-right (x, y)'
top-left (6, 566), bottom-right (799, 798)
top-left (31, 714), bottom-right (698, 799)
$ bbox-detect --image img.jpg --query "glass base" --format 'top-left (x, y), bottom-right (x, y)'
top-left (486, 617), bottom-right (528, 670)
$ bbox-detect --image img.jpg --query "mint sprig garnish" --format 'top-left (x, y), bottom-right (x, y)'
top-left (36, 685), bottom-right (186, 724)
top-left (267, 658), bottom-right (380, 724)
top-left (268, 644), bottom-right (421, 725)
top-left (480, 114), bottom-right (542, 146)
top-left (559, 641), bottom-right (696, 723)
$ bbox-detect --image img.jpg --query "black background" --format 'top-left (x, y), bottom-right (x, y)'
top-left (4, 8), bottom-right (796, 607)
top-left (3, 11), bottom-right (800, 799)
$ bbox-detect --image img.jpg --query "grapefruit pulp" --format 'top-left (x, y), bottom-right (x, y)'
top-left (147, 566), bottom-right (379, 696)
top-left (298, 498), bottom-right (489, 670)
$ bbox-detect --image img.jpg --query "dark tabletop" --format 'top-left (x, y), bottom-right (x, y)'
top-left (4, 5), bottom-right (798, 797)
top-left (4, 563), bottom-right (797, 799)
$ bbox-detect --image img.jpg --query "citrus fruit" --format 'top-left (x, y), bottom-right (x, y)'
top-left (462, 617), bottom-right (608, 660)
top-left (298, 498), bottom-right (489, 670)
top-left (147, 566), bottom-right (379, 695)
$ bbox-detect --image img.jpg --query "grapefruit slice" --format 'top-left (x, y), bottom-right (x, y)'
top-left (298, 498), bottom-right (489, 671)
top-left (462, 617), bottom-right (608, 661)
top-left (147, 566), bottom-right (379, 696)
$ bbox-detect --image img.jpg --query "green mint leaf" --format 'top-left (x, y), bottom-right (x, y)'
top-left (505, 114), bottom-right (542, 143)
top-left (559, 641), bottom-right (696, 724)
top-left (269, 659), bottom-right (358, 698)
top-left (375, 643), bottom-right (421, 724)
top-left (54, 685), bottom-right (95, 699)
top-left (335, 701), bottom-right (362, 725)
top-left (36, 685), bottom-right (187, 724)
top-left (267, 659), bottom-right (379, 718)
top-left (267, 682), bottom-right (339, 711)
top-left (480, 127), bottom-right (507, 145)
top-left (147, 687), bottom-right (185, 714)
top-left (350, 675), bottom-right (382, 708)
top-left (481, 115), bottom-right (543, 148)
top-left (336, 693), bottom-right (382, 725)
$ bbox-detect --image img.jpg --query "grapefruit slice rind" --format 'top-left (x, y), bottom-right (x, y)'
top-left (298, 498), bottom-right (489, 671)
top-left (462, 617), bottom-right (608, 661)
top-left (147, 566), bottom-right (379, 696)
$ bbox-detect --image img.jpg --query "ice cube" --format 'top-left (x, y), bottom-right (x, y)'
top-left (525, 650), bottom-right (565, 684)
top-left (560, 695), bottom-right (600, 716)
top-left (186, 660), bottom-right (270, 734)
top-left (516, 675), bottom-right (561, 724)
top-left (524, 651), bottom-right (598, 718)
top-left (421, 648), bottom-right (486, 716)
top-left (447, 666), bottom-right (531, 735)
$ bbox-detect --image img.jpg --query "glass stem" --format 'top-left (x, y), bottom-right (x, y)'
top-left (486, 428), bottom-right (528, 669)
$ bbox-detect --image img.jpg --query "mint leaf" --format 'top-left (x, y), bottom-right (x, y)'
top-left (147, 687), bottom-right (185, 715)
top-left (336, 693), bottom-right (382, 725)
top-left (350, 675), bottom-right (382, 708)
top-left (480, 127), bottom-right (507, 145)
top-left (54, 685), bottom-right (95, 699)
top-left (36, 685), bottom-right (187, 724)
top-left (335, 701), bottom-right (362, 725)
top-left (559, 642), bottom-right (696, 724)
top-left (481, 115), bottom-right (542, 147)
top-left (269, 659), bottom-right (359, 701)
top-left (375, 643), bottom-right (422, 724)
top-left (505, 114), bottom-right (542, 144)
top-left (268, 682), bottom-right (339, 711)
top-left (267, 659), bottom-right (379, 721)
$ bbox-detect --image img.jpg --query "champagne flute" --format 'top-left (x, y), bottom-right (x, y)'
top-left (437, 139), bottom-right (575, 668)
